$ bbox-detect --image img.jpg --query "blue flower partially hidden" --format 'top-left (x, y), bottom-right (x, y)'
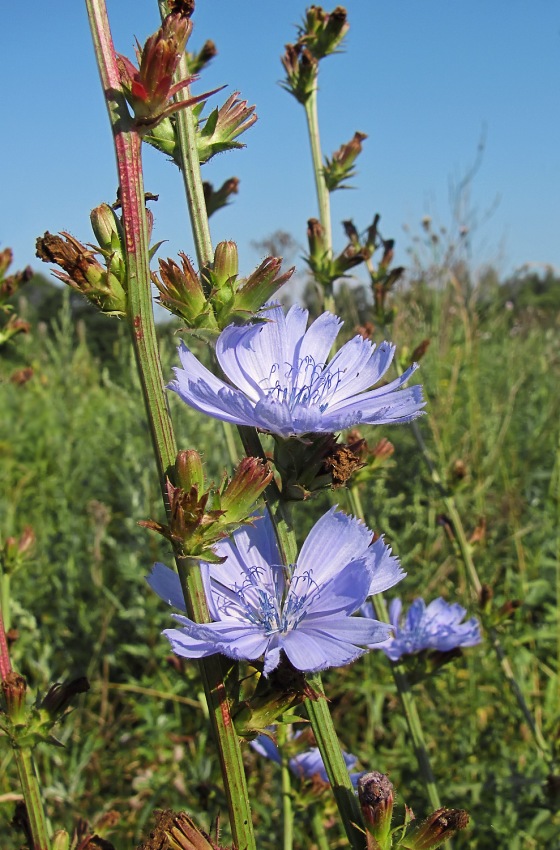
top-left (169, 304), bottom-right (424, 438)
top-left (368, 597), bottom-right (482, 662)
top-left (147, 507), bottom-right (405, 675)
top-left (251, 732), bottom-right (362, 787)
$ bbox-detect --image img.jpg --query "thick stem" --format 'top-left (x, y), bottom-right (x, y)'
top-left (12, 750), bottom-right (52, 850)
top-left (85, 4), bottom-right (256, 846)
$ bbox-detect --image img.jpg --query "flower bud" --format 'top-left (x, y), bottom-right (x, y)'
top-left (1, 671), bottom-right (27, 724)
top-left (324, 132), bottom-right (367, 191)
top-left (212, 241), bottom-right (239, 287)
top-left (358, 771), bottom-right (394, 847)
top-left (234, 257), bottom-right (294, 315)
top-left (300, 6), bottom-right (349, 59)
top-left (40, 677), bottom-right (90, 721)
top-left (281, 43), bottom-right (317, 104)
top-left (51, 831), bottom-right (70, 850)
top-left (186, 39), bottom-right (217, 74)
top-left (219, 457), bottom-right (272, 523)
top-left (402, 808), bottom-right (469, 849)
top-left (152, 253), bottom-right (214, 328)
top-left (175, 450), bottom-right (205, 494)
top-left (203, 177), bottom-right (239, 217)
top-left (197, 93), bottom-right (257, 164)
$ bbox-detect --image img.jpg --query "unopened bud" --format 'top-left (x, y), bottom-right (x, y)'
top-left (220, 457), bottom-right (272, 523)
top-left (175, 450), bottom-right (205, 494)
top-left (152, 253), bottom-right (211, 327)
top-left (235, 257), bottom-right (294, 315)
top-left (358, 771), bottom-right (394, 846)
top-left (41, 677), bottom-right (90, 720)
top-left (90, 204), bottom-right (122, 254)
top-left (187, 39), bottom-right (217, 74)
top-left (212, 241), bottom-right (239, 288)
top-left (2, 671), bottom-right (27, 724)
top-left (324, 132), bottom-right (367, 191)
top-left (203, 177), bottom-right (239, 217)
top-left (51, 831), bottom-right (70, 850)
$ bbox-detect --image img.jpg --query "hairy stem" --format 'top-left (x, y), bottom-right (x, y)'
top-left (85, 3), bottom-right (257, 845)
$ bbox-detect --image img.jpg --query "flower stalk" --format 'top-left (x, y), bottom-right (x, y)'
top-left (85, 2), bottom-right (256, 846)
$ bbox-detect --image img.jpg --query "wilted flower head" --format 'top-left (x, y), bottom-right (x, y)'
top-left (251, 730), bottom-right (362, 786)
top-left (371, 597), bottom-right (482, 662)
top-left (147, 507), bottom-right (405, 675)
top-left (169, 304), bottom-right (424, 438)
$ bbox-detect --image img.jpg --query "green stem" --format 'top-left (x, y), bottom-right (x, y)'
top-left (12, 749), bottom-right (51, 850)
top-left (85, 4), bottom-right (256, 846)
top-left (277, 724), bottom-right (294, 850)
top-left (305, 676), bottom-right (366, 850)
top-left (1, 573), bottom-right (10, 635)
top-left (157, 0), bottom-right (213, 268)
top-left (347, 486), bottom-right (442, 812)
top-left (304, 89), bottom-right (332, 256)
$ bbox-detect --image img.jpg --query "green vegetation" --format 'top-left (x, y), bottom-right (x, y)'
top-left (1, 270), bottom-right (559, 848)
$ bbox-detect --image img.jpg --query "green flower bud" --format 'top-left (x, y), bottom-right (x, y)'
top-left (219, 457), bottom-right (272, 523)
top-left (358, 771), bottom-right (394, 849)
top-left (175, 450), bottom-right (205, 494)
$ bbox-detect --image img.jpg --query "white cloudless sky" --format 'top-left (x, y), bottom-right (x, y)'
top-left (2, 1), bottom-right (559, 284)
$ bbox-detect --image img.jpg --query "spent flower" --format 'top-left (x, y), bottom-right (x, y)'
top-left (169, 303), bottom-right (424, 438)
top-left (147, 507), bottom-right (404, 675)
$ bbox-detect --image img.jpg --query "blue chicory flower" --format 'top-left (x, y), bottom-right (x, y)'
top-left (168, 304), bottom-right (424, 438)
top-left (147, 507), bottom-right (405, 675)
top-left (367, 597), bottom-right (482, 662)
top-left (251, 732), bottom-right (362, 787)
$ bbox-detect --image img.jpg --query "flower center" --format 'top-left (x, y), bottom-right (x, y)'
top-left (261, 356), bottom-right (344, 412)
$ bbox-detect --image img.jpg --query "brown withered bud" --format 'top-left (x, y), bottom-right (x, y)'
top-left (451, 458), bottom-right (467, 480)
top-left (203, 177), bottom-right (239, 217)
top-left (137, 809), bottom-right (223, 850)
top-left (411, 338), bottom-right (431, 363)
top-left (281, 43), bottom-right (317, 104)
top-left (10, 367), bottom-right (34, 386)
top-left (36, 232), bottom-right (126, 315)
top-left (322, 440), bottom-right (366, 487)
top-left (404, 807), bottom-right (469, 849)
top-left (324, 132), bottom-right (368, 191)
top-left (479, 583), bottom-right (493, 610)
top-left (355, 321), bottom-right (375, 340)
top-left (380, 239), bottom-right (394, 268)
top-left (469, 516), bottom-right (486, 545)
top-left (372, 437), bottom-right (395, 462)
top-left (342, 219), bottom-right (360, 246)
top-left (365, 214), bottom-right (381, 253)
top-left (2, 671), bottom-right (27, 723)
top-left (41, 677), bottom-right (90, 720)
top-left (168, 0), bottom-right (195, 18)
top-left (0, 248), bottom-right (13, 278)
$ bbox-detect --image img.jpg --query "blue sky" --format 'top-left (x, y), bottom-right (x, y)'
top-left (2, 1), bottom-right (559, 286)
